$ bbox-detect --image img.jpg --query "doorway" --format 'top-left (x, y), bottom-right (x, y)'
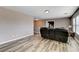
top-left (34, 20), bottom-right (45, 34)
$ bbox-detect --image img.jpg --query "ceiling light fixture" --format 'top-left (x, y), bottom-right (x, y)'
top-left (45, 10), bottom-right (49, 14)
top-left (64, 13), bottom-right (68, 15)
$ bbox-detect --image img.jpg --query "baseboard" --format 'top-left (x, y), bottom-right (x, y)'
top-left (0, 34), bottom-right (33, 45)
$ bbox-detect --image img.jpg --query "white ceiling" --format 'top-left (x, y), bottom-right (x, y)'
top-left (2, 6), bottom-right (78, 19)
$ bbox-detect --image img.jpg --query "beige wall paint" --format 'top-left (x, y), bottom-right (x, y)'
top-left (54, 18), bottom-right (70, 29)
top-left (0, 7), bottom-right (34, 44)
top-left (45, 18), bottom-right (70, 30)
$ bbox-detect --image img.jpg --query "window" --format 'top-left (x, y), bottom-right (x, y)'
top-left (72, 18), bottom-right (76, 32)
top-left (76, 15), bottom-right (79, 35)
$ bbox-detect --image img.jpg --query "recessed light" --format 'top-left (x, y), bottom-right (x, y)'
top-left (64, 13), bottom-right (68, 14)
top-left (44, 10), bottom-right (49, 14)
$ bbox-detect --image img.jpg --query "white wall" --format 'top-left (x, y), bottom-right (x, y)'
top-left (45, 18), bottom-right (70, 30)
top-left (0, 7), bottom-right (34, 44)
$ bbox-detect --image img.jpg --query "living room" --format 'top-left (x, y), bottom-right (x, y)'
top-left (0, 6), bottom-right (79, 52)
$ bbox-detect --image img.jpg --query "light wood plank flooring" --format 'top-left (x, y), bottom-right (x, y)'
top-left (0, 34), bottom-right (79, 52)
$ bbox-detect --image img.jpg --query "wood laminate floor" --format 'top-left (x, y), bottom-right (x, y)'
top-left (0, 34), bottom-right (79, 52)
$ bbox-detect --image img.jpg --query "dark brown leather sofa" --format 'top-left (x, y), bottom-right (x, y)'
top-left (40, 27), bottom-right (68, 43)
